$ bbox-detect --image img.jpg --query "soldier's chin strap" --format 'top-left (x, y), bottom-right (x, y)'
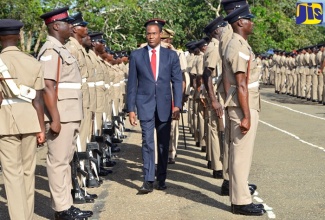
top-left (0, 58), bottom-right (36, 102)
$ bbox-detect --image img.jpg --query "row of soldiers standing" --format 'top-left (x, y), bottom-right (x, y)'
top-left (0, 6), bottom-right (129, 220)
top-left (182, 0), bottom-right (266, 216)
top-left (261, 45), bottom-right (325, 103)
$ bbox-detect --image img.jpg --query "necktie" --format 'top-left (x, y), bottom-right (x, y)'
top-left (151, 49), bottom-right (156, 80)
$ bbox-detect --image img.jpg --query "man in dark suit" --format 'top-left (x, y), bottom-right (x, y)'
top-left (127, 18), bottom-right (183, 194)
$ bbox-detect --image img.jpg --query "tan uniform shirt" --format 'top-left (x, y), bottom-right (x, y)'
top-left (38, 36), bottom-right (83, 122)
top-left (65, 37), bottom-right (90, 109)
top-left (224, 33), bottom-right (260, 111)
top-left (0, 46), bottom-right (44, 135)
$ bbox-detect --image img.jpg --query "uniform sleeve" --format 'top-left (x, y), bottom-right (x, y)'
top-left (228, 43), bottom-right (250, 74)
top-left (34, 63), bottom-right (45, 90)
top-left (205, 47), bottom-right (220, 70)
top-left (39, 49), bottom-right (60, 82)
top-left (178, 52), bottom-right (187, 72)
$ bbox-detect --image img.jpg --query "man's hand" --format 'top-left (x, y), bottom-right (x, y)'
top-left (211, 100), bottom-right (223, 118)
top-left (172, 107), bottom-right (180, 120)
top-left (36, 131), bottom-right (46, 144)
top-left (129, 112), bottom-right (137, 126)
top-left (240, 117), bottom-right (250, 134)
top-left (50, 120), bottom-right (61, 135)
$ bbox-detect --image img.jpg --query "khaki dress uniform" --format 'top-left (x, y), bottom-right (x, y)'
top-left (306, 52), bottom-right (317, 100)
top-left (322, 49), bottom-right (325, 103)
top-left (269, 57), bottom-right (275, 85)
top-left (292, 55), bottom-right (298, 96)
top-left (204, 38), bottom-right (224, 172)
top-left (224, 33), bottom-right (260, 205)
top-left (103, 62), bottom-right (115, 122)
top-left (316, 50), bottom-right (323, 102)
top-left (301, 52), bottom-right (310, 98)
top-left (278, 55), bottom-right (287, 94)
top-left (66, 37), bottom-right (91, 150)
top-left (297, 53), bottom-right (303, 97)
top-left (195, 52), bottom-right (207, 150)
top-left (38, 36), bottom-right (83, 212)
top-left (191, 55), bottom-right (199, 143)
top-left (310, 52), bottom-right (318, 101)
top-left (272, 54), bottom-right (279, 92)
top-left (285, 56), bottom-right (292, 94)
top-left (84, 48), bottom-right (97, 138)
top-left (220, 23), bottom-right (233, 182)
top-left (0, 46), bottom-right (44, 220)
top-left (169, 48), bottom-right (187, 160)
top-left (89, 50), bottom-right (105, 135)
top-left (186, 53), bottom-right (195, 131)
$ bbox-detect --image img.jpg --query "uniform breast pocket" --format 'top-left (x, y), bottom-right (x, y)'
top-left (64, 56), bottom-right (76, 66)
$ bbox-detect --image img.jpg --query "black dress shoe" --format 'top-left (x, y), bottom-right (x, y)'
top-left (103, 160), bottom-right (116, 167)
top-left (138, 181), bottom-right (153, 194)
top-left (196, 142), bottom-right (200, 147)
top-left (231, 203), bottom-right (264, 209)
top-left (156, 181), bottom-right (167, 190)
top-left (201, 146), bottom-right (206, 152)
top-left (232, 203), bottom-right (265, 216)
top-left (81, 188), bottom-right (98, 199)
top-left (212, 170), bottom-right (223, 179)
top-left (54, 206), bottom-right (93, 220)
top-left (99, 168), bottom-right (113, 176)
top-left (168, 158), bottom-right (175, 164)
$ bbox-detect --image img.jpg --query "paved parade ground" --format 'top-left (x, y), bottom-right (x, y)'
top-left (0, 86), bottom-right (325, 220)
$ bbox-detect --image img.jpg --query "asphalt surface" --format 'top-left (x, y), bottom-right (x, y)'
top-left (0, 85), bottom-right (325, 220)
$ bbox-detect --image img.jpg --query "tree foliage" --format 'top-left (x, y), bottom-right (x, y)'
top-left (0, 0), bottom-right (324, 54)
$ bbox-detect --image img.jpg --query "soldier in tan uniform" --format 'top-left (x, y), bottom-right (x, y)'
top-left (296, 49), bottom-right (303, 98)
top-left (65, 12), bottom-right (91, 152)
top-left (316, 45), bottom-right (324, 103)
top-left (306, 47), bottom-right (315, 101)
top-left (160, 28), bottom-right (188, 164)
top-left (279, 51), bottom-right (287, 94)
top-left (269, 54), bottom-right (275, 85)
top-left (38, 7), bottom-right (93, 219)
top-left (223, 5), bottom-right (265, 216)
top-left (220, 0), bottom-right (257, 197)
top-left (0, 19), bottom-right (45, 220)
top-left (202, 17), bottom-right (226, 179)
top-left (311, 47), bottom-right (318, 102)
top-left (301, 48), bottom-right (309, 99)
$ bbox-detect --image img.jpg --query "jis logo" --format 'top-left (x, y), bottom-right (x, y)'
top-left (296, 2), bottom-right (323, 24)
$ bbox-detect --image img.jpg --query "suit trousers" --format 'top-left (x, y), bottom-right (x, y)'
top-left (169, 119), bottom-right (179, 159)
top-left (0, 134), bottom-right (37, 220)
top-left (228, 107), bottom-right (259, 205)
top-left (140, 113), bottom-right (171, 182)
top-left (46, 122), bottom-right (80, 211)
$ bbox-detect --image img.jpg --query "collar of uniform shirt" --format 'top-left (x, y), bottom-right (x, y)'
top-left (147, 44), bottom-right (160, 80)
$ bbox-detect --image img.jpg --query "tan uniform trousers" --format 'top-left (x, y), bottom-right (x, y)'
top-left (318, 71), bottom-right (323, 102)
top-left (263, 69), bottom-right (269, 84)
top-left (88, 86), bottom-right (96, 139)
top-left (228, 107), bottom-right (259, 205)
top-left (311, 68), bottom-right (318, 101)
top-left (208, 108), bottom-right (223, 171)
top-left (269, 69), bottom-right (275, 85)
top-left (322, 70), bottom-right (325, 103)
top-left (292, 71), bottom-right (298, 96)
top-left (280, 67), bottom-right (286, 93)
top-left (197, 100), bottom-right (206, 148)
top-left (0, 134), bottom-right (37, 220)
top-left (286, 70), bottom-right (292, 94)
top-left (300, 68), bottom-right (307, 98)
top-left (222, 110), bottom-right (230, 181)
top-left (104, 88), bottom-right (113, 122)
top-left (306, 68), bottom-right (313, 99)
top-left (297, 67), bottom-right (301, 97)
top-left (46, 122), bottom-right (80, 211)
top-left (193, 100), bottom-right (199, 143)
top-left (95, 85), bottom-right (106, 135)
top-left (169, 119), bottom-right (179, 159)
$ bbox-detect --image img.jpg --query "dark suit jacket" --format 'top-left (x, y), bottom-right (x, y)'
top-left (127, 45), bottom-right (183, 122)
